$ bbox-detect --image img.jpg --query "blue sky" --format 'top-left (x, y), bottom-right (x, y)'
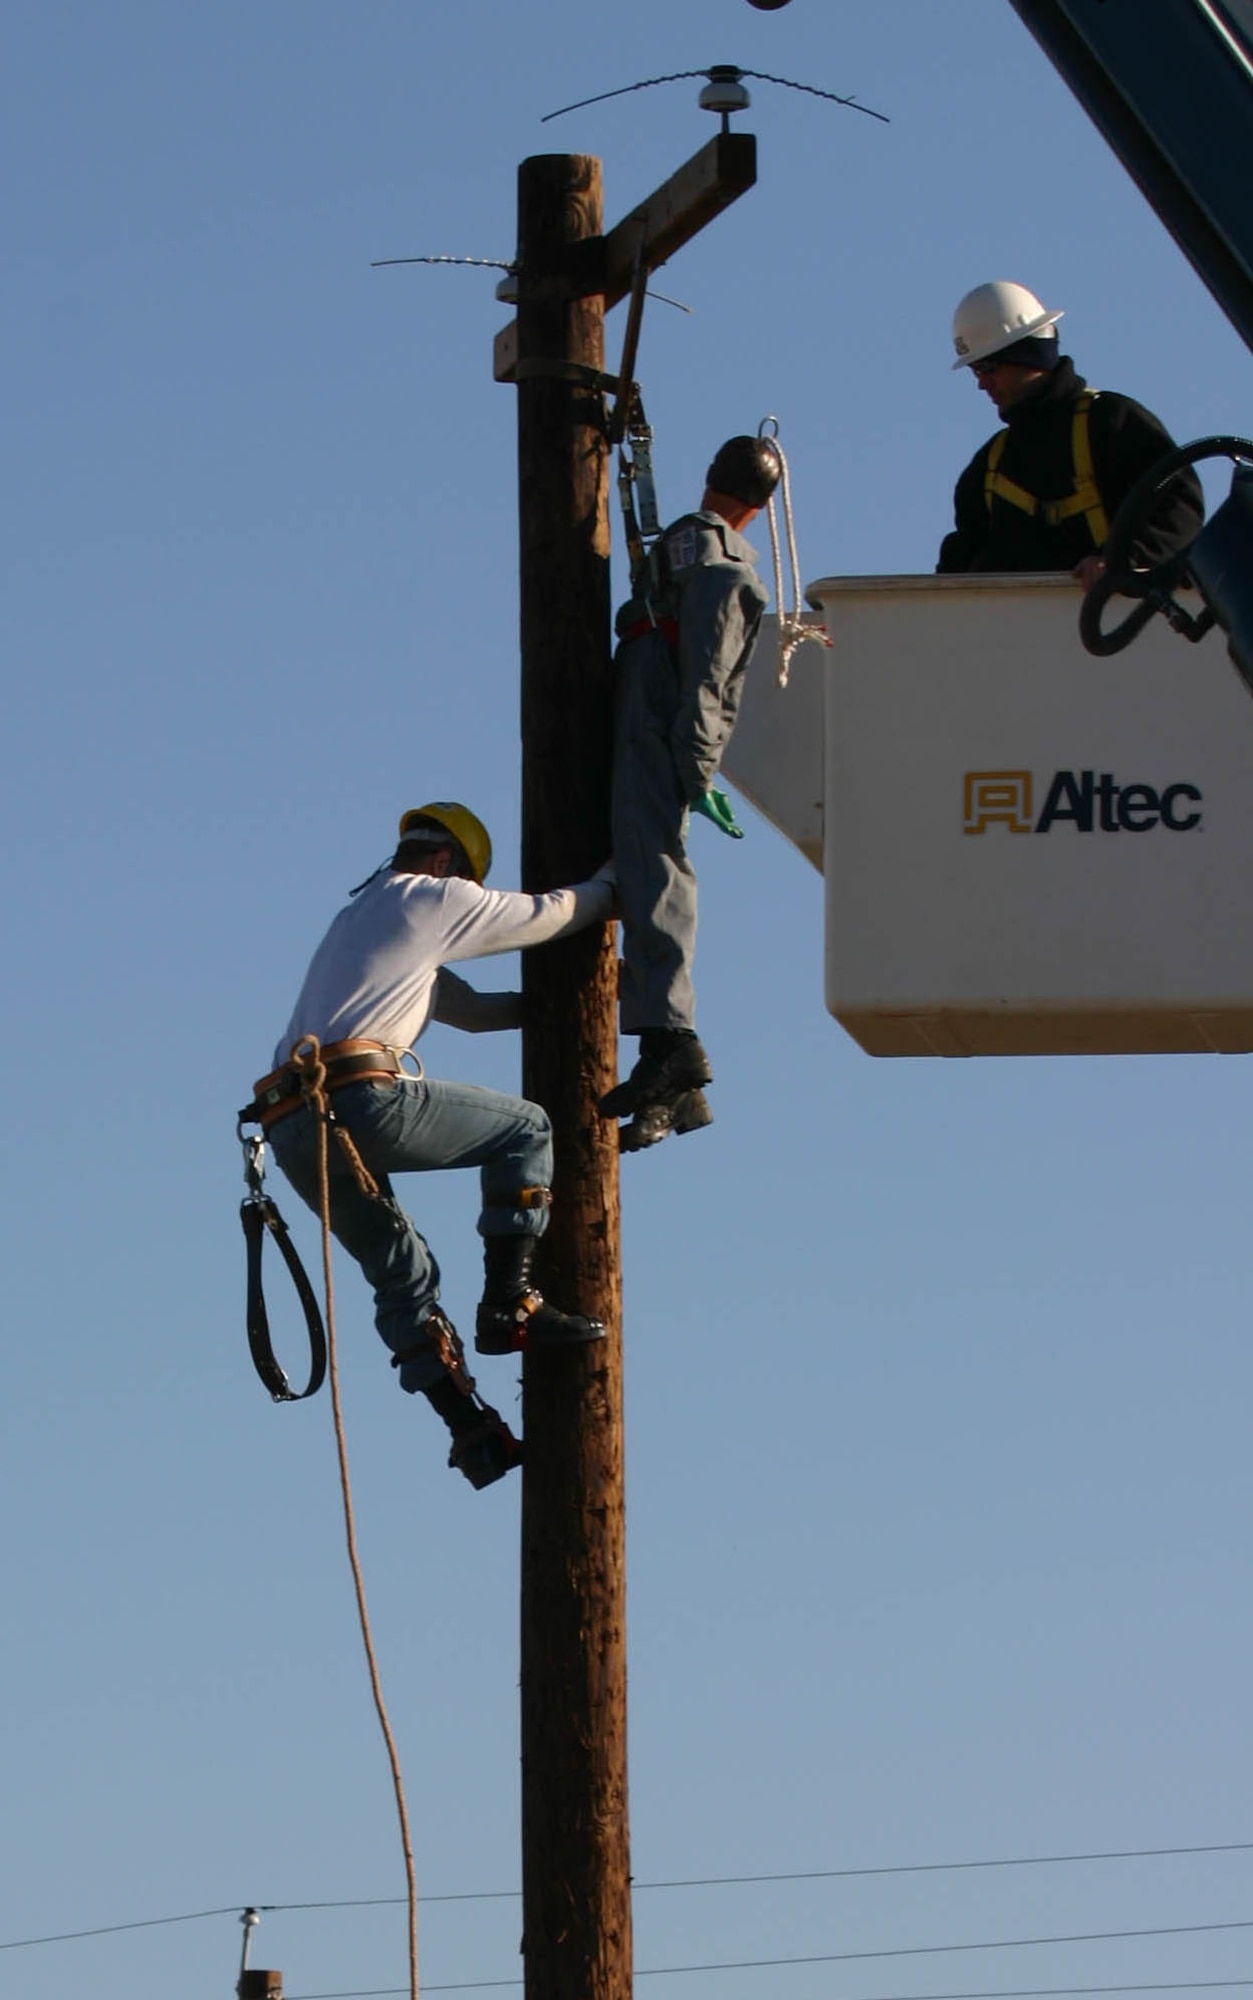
top-left (3, 4), bottom-right (1252, 1998)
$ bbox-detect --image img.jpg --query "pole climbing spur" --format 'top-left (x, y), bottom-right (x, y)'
top-left (391, 1304), bottom-right (524, 1489)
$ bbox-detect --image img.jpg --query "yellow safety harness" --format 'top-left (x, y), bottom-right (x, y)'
top-left (984, 389), bottom-right (1110, 546)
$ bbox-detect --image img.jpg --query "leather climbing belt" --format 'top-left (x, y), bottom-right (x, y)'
top-left (237, 1125), bottom-right (327, 1401)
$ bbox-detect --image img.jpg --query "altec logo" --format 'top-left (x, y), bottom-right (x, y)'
top-left (963, 769), bottom-right (1203, 834)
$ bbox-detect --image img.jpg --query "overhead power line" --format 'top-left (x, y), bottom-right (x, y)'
top-left (639, 1843), bottom-right (1253, 1896)
top-left (264, 1839), bottom-right (1253, 1911)
top-left (4, 1839), bottom-right (1252, 1956)
top-left (0, 1904), bottom-right (243, 1953)
top-left (288, 1979), bottom-right (1253, 1999)
top-left (242, 1840), bottom-right (1253, 1917)
top-left (284, 1913), bottom-right (1253, 1990)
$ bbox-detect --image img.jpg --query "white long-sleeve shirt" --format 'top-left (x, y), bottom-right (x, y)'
top-left (274, 868), bottom-right (613, 1064)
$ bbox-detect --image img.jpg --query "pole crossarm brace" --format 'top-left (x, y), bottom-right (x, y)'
top-left (494, 131), bottom-right (757, 383)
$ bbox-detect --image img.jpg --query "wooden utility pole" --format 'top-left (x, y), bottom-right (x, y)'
top-left (506, 135), bottom-right (757, 2000)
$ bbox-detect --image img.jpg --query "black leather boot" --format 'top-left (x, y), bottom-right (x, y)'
top-left (619, 1086), bottom-right (713, 1151)
top-left (474, 1235), bottom-right (606, 1355)
top-left (598, 1028), bottom-right (713, 1121)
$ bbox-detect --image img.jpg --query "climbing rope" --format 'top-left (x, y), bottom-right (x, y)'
top-left (758, 416), bottom-right (832, 688)
top-left (288, 1035), bottom-right (421, 2000)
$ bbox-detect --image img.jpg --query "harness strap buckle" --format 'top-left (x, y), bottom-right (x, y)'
top-left (516, 1185), bottom-right (554, 1210)
top-left (391, 1304), bottom-right (477, 1397)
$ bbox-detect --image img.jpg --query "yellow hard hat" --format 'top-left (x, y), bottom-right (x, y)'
top-left (398, 801), bottom-right (493, 885)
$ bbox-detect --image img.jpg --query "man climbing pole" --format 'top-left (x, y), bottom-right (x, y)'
top-left (244, 803), bottom-right (616, 1490)
top-left (937, 280), bottom-right (1203, 582)
top-left (599, 434), bottom-right (781, 1152)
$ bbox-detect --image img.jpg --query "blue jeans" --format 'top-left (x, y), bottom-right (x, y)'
top-left (268, 1077), bottom-right (553, 1393)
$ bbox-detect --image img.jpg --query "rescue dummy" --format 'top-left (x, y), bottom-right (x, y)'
top-left (600, 436), bottom-right (781, 1151)
top-left (250, 804), bottom-right (616, 1490)
top-left (938, 280), bottom-right (1202, 583)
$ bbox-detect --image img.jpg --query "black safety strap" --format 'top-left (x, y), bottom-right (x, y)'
top-left (241, 1192), bottom-right (327, 1402)
top-left (512, 357), bottom-right (620, 395)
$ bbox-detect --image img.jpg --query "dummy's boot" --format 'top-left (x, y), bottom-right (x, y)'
top-left (619, 1086), bottom-right (714, 1152)
top-left (600, 1029), bottom-right (714, 1148)
top-left (599, 1028), bottom-right (712, 1119)
top-left (418, 1310), bottom-right (523, 1491)
top-left (474, 1234), bottom-right (606, 1355)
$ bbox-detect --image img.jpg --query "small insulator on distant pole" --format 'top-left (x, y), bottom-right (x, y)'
top-left (237, 1907), bottom-right (282, 1998)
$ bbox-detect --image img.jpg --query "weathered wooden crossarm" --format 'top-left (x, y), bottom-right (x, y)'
top-left (494, 132), bottom-right (757, 383)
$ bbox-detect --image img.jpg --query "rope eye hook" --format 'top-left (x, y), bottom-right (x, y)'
top-left (755, 415), bottom-right (831, 687)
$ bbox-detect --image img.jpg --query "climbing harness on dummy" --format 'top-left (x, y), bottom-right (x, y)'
top-left (603, 402), bottom-right (826, 1152)
top-left (237, 803), bottom-right (617, 1490)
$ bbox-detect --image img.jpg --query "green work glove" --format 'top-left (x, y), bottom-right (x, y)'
top-left (692, 788), bottom-right (744, 839)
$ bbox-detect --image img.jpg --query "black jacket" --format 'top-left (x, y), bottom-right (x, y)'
top-left (937, 357), bottom-right (1203, 574)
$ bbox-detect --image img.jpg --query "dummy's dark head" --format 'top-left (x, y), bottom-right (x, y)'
top-left (705, 436), bottom-right (783, 510)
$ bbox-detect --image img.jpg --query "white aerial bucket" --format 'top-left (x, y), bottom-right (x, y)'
top-left (721, 573), bottom-right (1253, 1056)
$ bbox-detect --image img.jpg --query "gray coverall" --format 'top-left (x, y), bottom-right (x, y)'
top-left (611, 509), bottom-right (769, 1033)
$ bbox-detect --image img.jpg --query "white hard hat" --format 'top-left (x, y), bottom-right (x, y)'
top-left (950, 280), bottom-right (1064, 369)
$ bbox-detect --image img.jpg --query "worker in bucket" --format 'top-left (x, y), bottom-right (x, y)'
top-left (600, 435), bottom-right (780, 1152)
top-left (246, 804), bottom-right (616, 1491)
top-left (937, 280), bottom-right (1202, 584)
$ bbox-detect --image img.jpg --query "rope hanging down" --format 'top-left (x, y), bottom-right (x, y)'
top-left (236, 1039), bottom-right (422, 2000)
top-left (758, 415), bottom-right (832, 688)
top-left (289, 1036), bottom-right (421, 2000)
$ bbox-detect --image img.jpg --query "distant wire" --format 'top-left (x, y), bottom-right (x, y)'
top-left (541, 65), bottom-right (888, 125)
top-left (283, 1915), bottom-right (1253, 1985)
top-left (639, 1844), bottom-right (1253, 1895)
top-left (267, 1840), bottom-right (1253, 1913)
top-left (10, 1915), bottom-right (1253, 1997)
top-left (370, 255), bottom-right (514, 271)
top-left (289, 1978), bottom-right (1253, 1998)
top-left (0, 1905), bottom-right (243, 1952)
top-left (542, 69), bottom-right (714, 120)
top-left (740, 65), bottom-right (890, 121)
top-left (5, 1842), bottom-right (1253, 1954)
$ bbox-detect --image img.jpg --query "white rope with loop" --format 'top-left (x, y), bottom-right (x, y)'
top-left (758, 415), bottom-right (832, 688)
top-left (289, 1036), bottom-right (421, 2000)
